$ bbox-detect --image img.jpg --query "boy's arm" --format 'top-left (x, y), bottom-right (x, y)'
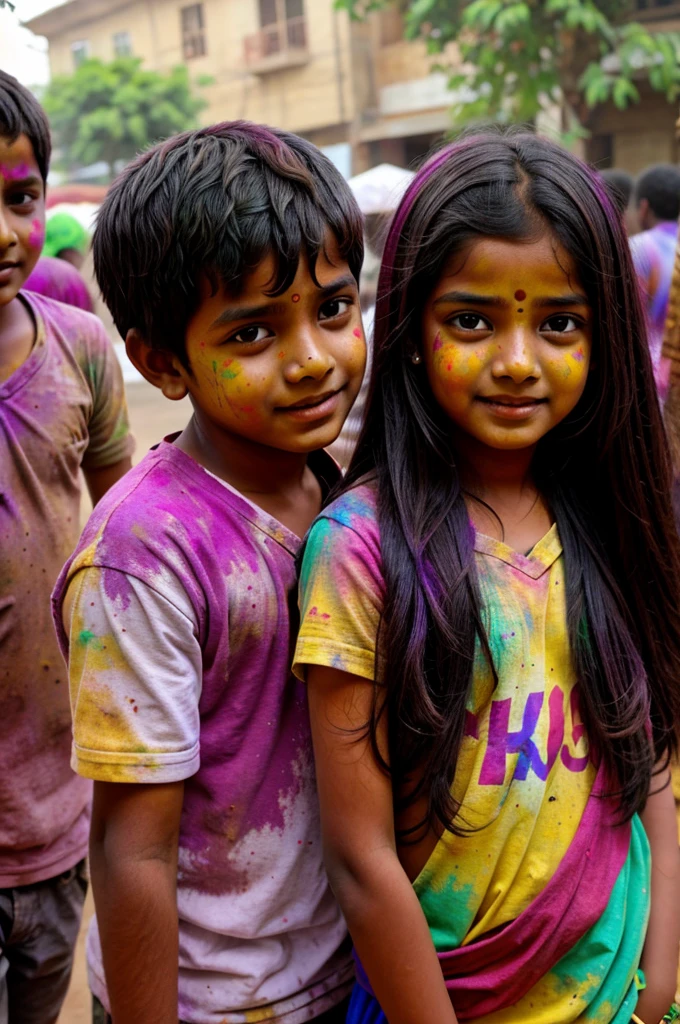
top-left (91, 779), bottom-right (184, 1024)
top-left (308, 664), bottom-right (458, 1024)
top-left (84, 456), bottom-right (133, 505)
top-left (635, 768), bottom-right (680, 1024)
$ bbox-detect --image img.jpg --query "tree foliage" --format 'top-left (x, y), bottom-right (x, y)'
top-left (41, 57), bottom-right (208, 177)
top-left (336, 0), bottom-right (680, 130)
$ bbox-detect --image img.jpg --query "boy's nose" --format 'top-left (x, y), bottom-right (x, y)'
top-left (0, 208), bottom-right (17, 254)
top-left (285, 332), bottom-right (336, 383)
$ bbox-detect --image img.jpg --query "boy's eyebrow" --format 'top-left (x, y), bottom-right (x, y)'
top-left (209, 274), bottom-right (357, 330)
top-left (1, 173), bottom-right (42, 189)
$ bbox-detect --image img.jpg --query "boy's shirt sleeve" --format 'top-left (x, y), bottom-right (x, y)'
top-left (80, 318), bottom-right (134, 470)
top-left (293, 514), bottom-right (384, 682)
top-left (66, 566), bottom-right (202, 783)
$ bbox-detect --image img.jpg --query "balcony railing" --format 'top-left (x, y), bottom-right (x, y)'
top-left (244, 17), bottom-right (309, 73)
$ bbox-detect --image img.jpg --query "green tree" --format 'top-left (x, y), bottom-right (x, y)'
top-left (337, 0), bottom-right (680, 133)
top-left (41, 57), bottom-right (208, 178)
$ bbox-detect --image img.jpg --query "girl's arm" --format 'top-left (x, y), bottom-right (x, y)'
top-left (308, 665), bottom-right (458, 1024)
top-left (635, 768), bottom-right (680, 1024)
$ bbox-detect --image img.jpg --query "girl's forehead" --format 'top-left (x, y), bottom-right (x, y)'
top-left (435, 234), bottom-right (581, 293)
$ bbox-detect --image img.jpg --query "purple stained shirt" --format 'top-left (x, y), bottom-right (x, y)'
top-left (52, 440), bottom-right (353, 1024)
top-left (631, 220), bottom-right (678, 397)
top-left (0, 291), bottom-right (132, 886)
top-left (25, 255), bottom-right (94, 312)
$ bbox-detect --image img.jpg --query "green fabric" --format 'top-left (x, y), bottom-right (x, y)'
top-left (43, 212), bottom-right (88, 259)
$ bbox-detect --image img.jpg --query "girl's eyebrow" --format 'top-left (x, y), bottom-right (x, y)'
top-left (433, 291), bottom-right (505, 308)
top-left (433, 290), bottom-right (589, 308)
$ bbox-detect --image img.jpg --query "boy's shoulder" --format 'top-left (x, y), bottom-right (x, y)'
top-left (66, 442), bottom-right (262, 587)
top-left (22, 289), bottom-right (113, 361)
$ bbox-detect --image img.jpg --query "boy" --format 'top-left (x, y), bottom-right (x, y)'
top-left (0, 71), bottom-right (133, 1023)
top-left (52, 122), bottom-right (366, 1024)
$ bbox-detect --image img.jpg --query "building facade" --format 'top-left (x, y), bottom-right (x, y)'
top-left (24, 0), bottom-right (680, 177)
top-left (585, 0), bottom-right (680, 171)
top-left (24, 0), bottom-right (460, 174)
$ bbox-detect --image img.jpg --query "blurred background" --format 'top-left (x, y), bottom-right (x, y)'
top-left (2, 0), bottom-right (680, 1018)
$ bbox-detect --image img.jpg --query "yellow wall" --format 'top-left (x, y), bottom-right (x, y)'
top-left (42, 0), bottom-right (357, 134)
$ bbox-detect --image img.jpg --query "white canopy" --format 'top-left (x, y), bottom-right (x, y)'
top-left (348, 163), bottom-right (415, 215)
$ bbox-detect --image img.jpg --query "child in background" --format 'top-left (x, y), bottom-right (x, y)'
top-left (0, 71), bottom-right (133, 1023)
top-left (294, 132), bottom-right (680, 1024)
top-left (52, 122), bottom-right (366, 1024)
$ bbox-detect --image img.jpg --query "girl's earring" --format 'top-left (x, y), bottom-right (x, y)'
top-left (411, 352), bottom-right (422, 365)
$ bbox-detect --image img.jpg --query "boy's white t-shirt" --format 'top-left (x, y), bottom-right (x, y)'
top-left (52, 440), bottom-right (352, 1024)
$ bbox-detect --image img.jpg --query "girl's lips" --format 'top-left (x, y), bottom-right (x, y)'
top-left (477, 396), bottom-right (547, 420)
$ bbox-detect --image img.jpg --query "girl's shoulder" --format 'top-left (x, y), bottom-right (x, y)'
top-left (316, 477), bottom-right (379, 535)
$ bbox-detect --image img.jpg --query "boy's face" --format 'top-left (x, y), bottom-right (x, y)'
top-left (0, 134), bottom-right (45, 307)
top-left (179, 241), bottom-right (366, 454)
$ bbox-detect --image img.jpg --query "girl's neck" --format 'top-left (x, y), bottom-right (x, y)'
top-left (454, 433), bottom-right (551, 550)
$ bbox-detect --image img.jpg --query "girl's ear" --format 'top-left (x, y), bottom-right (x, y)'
top-left (125, 329), bottom-right (189, 401)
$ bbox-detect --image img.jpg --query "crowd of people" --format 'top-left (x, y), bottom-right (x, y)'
top-left (2, 67), bottom-right (680, 1024)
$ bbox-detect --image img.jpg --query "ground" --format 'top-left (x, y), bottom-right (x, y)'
top-left (57, 379), bottom-right (191, 1024)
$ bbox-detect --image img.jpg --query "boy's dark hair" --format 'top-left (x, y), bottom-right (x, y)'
top-left (635, 163), bottom-right (680, 222)
top-left (600, 168), bottom-right (633, 215)
top-left (0, 71), bottom-right (51, 184)
top-left (94, 121), bottom-right (364, 360)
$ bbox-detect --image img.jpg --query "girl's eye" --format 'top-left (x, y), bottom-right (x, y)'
top-left (451, 313), bottom-right (491, 332)
top-left (542, 315), bottom-right (579, 334)
top-left (231, 326), bottom-right (272, 345)
top-left (319, 298), bottom-right (352, 321)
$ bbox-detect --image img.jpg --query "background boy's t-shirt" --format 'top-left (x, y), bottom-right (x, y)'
top-left (52, 441), bottom-right (353, 1024)
top-left (293, 484), bottom-right (649, 1024)
top-left (0, 290), bottom-right (132, 887)
top-left (631, 219), bottom-right (678, 396)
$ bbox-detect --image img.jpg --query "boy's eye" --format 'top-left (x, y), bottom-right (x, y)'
top-left (8, 191), bottom-right (36, 208)
top-left (450, 313), bottom-right (491, 332)
top-left (542, 315), bottom-right (579, 334)
top-left (319, 298), bottom-right (352, 321)
top-left (230, 326), bottom-right (272, 345)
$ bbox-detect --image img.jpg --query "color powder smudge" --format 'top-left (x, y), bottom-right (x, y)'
top-left (572, 348), bottom-right (585, 362)
top-left (353, 328), bottom-right (362, 339)
top-left (28, 218), bottom-right (44, 248)
top-left (0, 162), bottom-right (32, 182)
top-left (433, 333), bottom-right (443, 352)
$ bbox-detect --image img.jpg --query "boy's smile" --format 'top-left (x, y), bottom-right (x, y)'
top-left (421, 234), bottom-right (592, 454)
top-left (176, 241), bottom-right (366, 455)
top-left (0, 133), bottom-right (45, 305)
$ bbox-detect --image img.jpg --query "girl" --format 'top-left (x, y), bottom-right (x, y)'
top-left (293, 132), bottom-right (680, 1024)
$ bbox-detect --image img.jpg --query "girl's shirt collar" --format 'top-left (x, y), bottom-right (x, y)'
top-left (473, 522), bottom-right (562, 580)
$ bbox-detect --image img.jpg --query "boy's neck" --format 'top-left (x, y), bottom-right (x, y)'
top-left (0, 295), bottom-right (36, 383)
top-left (175, 412), bottom-right (312, 498)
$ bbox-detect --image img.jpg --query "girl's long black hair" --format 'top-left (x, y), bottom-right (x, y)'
top-left (341, 131), bottom-right (680, 835)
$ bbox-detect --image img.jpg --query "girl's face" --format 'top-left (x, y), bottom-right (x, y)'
top-left (421, 233), bottom-right (592, 453)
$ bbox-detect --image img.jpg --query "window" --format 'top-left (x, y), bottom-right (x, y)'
top-left (113, 31), bottom-right (132, 57)
top-left (71, 40), bottom-right (89, 68)
top-left (181, 4), bottom-right (206, 60)
top-left (258, 0), bottom-right (304, 28)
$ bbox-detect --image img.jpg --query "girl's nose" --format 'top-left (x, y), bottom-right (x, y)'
top-left (491, 331), bottom-right (541, 383)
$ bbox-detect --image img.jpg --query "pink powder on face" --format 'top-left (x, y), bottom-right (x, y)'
top-left (433, 333), bottom-right (443, 352)
top-left (572, 348), bottom-right (585, 362)
top-left (28, 219), bottom-right (44, 249)
top-left (353, 328), bottom-right (362, 339)
top-left (0, 163), bottom-right (33, 182)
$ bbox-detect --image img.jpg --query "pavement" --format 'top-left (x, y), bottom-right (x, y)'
top-left (57, 380), bottom-right (191, 1024)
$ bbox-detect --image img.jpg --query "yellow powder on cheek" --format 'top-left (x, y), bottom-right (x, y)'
top-left (434, 341), bottom-right (485, 382)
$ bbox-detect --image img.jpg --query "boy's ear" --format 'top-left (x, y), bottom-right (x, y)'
top-left (125, 328), bottom-right (189, 401)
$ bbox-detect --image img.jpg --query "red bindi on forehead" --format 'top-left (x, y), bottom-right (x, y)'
top-left (514, 290), bottom-right (527, 302)
top-left (291, 294), bottom-right (301, 303)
